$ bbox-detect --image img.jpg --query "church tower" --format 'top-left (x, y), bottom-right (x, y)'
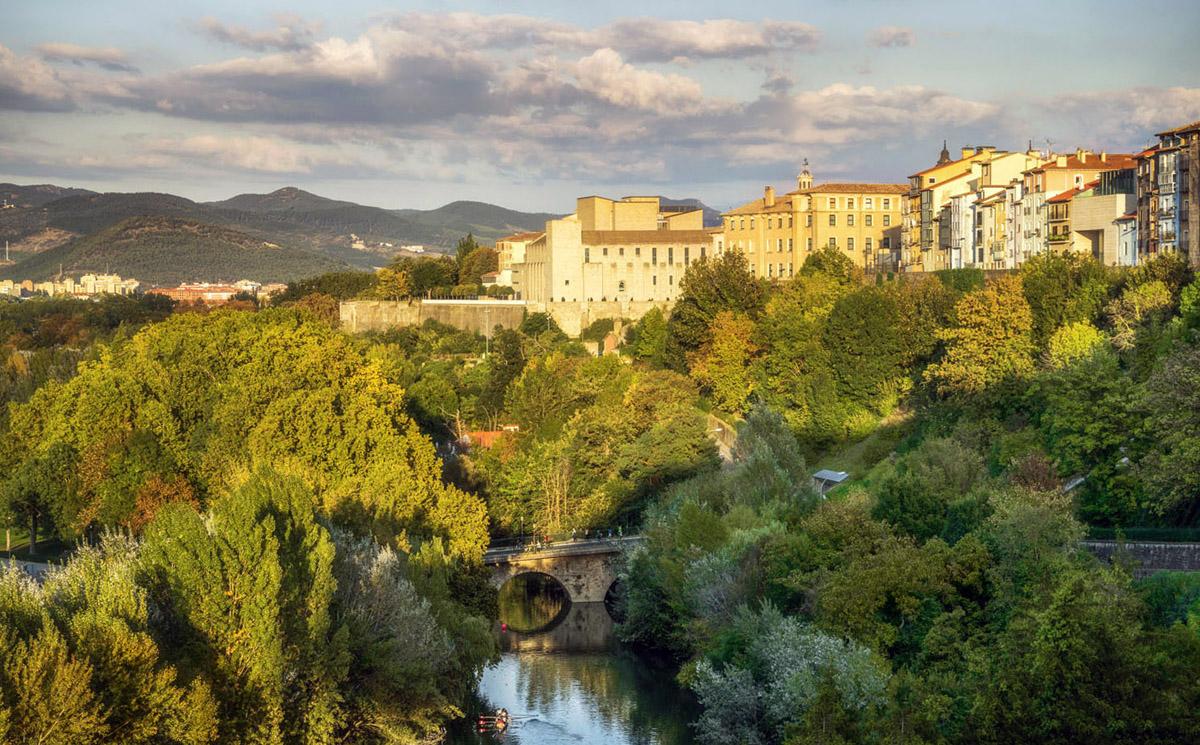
top-left (797, 159), bottom-right (813, 190)
top-left (937, 139), bottom-right (952, 165)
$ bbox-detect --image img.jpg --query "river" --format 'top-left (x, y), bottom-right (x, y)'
top-left (447, 574), bottom-right (699, 744)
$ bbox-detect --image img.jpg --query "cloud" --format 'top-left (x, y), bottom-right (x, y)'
top-left (36, 42), bottom-right (138, 72)
top-left (0, 44), bottom-right (77, 111)
top-left (573, 49), bottom-right (708, 115)
top-left (147, 134), bottom-right (350, 173)
top-left (869, 26), bottom-right (915, 48)
top-left (196, 13), bottom-right (321, 52)
top-left (592, 19), bottom-right (822, 62)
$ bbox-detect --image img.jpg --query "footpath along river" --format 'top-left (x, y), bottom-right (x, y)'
top-left (447, 574), bottom-right (699, 744)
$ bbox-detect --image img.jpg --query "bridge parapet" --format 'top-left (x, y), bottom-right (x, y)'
top-left (484, 536), bottom-right (641, 603)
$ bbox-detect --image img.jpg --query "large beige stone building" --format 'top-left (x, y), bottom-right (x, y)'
top-left (512, 195), bottom-right (720, 305)
top-left (723, 166), bottom-right (906, 275)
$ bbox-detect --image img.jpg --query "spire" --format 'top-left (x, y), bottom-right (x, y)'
top-left (937, 139), bottom-right (952, 165)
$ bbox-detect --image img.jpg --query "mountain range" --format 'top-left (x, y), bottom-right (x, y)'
top-left (0, 184), bottom-right (721, 286)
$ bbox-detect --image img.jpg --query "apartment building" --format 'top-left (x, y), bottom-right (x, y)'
top-left (1141, 120), bottom-right (1200, 266)
top-left (495, 231), bottom-right (543, 286)
top-left (723, 165), bottom-right (906, 274)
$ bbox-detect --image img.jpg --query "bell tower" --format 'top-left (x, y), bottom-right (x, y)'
top-left (797, 159), bottom-right (813, 190)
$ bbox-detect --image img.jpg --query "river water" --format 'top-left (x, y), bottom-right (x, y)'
top-left (447, 575), bottom-right (699, 745)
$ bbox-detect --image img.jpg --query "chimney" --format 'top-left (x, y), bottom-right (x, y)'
top-left (1100, 151), bottom-right (1108, 163)
top-left (1056, 155), bottom-right (1067, 168)
top-left (961, 147), bottom-right (976, 159)
top-left (764, 185), bottom-right (775, 207)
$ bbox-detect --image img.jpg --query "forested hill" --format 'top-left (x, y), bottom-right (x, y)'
top-left (0, 184), bottom-right (560, 278)
top-left (0, 216), bottom-right (349, 284)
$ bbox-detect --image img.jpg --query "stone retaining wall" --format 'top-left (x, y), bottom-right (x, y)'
top-left (1081, 540), bottom-right (1200, 578)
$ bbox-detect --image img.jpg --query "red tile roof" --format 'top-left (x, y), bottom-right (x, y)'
top-left (1036, 153), bottom-right (1136, 172)
top-left (497, 231), bottom-right (544, 243)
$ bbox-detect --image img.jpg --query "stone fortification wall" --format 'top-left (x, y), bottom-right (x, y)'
top-left (340, 299), bottom-right (671, 337)
top-left (1082, 540), bottom-right (1200, 578)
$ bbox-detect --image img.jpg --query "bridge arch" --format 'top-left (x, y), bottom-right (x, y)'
top-left (484, 538), bottom-right (636, 605)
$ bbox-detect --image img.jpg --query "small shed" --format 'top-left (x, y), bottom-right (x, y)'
top-left (812, 469), bottom-right (849, 496)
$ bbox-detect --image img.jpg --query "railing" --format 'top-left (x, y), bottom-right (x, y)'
top-left (486, 530), bottom-right (634, 553)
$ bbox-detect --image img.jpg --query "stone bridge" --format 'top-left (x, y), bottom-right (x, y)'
top-left (1082, 540), bottom-right (1200, 578)
top-left (483, 537), bottom-right (639, 603)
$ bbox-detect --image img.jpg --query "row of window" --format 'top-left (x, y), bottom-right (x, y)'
top-left (729, 201), bottom-right (897, 231)
top-left (584, 245), bottom-right (707, 264)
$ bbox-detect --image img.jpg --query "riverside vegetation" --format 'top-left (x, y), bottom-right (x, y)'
top-left (1, 245), bottom-right (1200, 743)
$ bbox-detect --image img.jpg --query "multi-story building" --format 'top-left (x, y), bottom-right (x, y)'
top-left (495, 231), bottom-right (543, 287)
top-left (1068, 167), bottom-right (1138, 265)
top-left (1142, 120), bottom-right (1199, 266)
top-left (723, 166), bottom-right (906, 274)
top-left (513, 195), bottom-right (716, 304)
top-left (906, 144), bottom-right (1045, 271)
top-left (29, 273), bottom-right (141, 298)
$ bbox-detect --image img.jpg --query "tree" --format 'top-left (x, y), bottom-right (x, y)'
top-left (688, 311), bottom-right (758, 415)
top-left (0, 448), bottom-right (73, 555)
top-left (1020, 253), bottom-right (1112, 349)
top-left (1140, 343), bottom-right (1200, 524)
top-left (630, 307), bottom-right (668, 366)
top-left (802, 245), bottom-right (862, 286)
top-left (454, 233), bottom-right (482, 269)
top-left (665, 252), bottom-right (768, 370)
top-left (1044, 321), bottom-right (1107, 369)
top-left (458, 247), bottom-right (498, 286)
top-left (924, 275), bottom-right (1034, 397)
top-left (370, 266), bottom-right (411, 301)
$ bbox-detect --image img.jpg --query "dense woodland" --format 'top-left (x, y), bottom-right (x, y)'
top-left (2, 242), bottom-right (1200, 743)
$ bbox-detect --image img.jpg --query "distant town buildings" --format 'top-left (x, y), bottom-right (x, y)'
top-left (148, 279), bottom-right (286, 305)
top-left (0, 273), bottom-right (141, 299)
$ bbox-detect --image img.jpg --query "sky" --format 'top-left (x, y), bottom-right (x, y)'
top-left (2, 0), bottom-right (1199, 213)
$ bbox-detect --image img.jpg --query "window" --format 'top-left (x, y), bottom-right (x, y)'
top-left (788, 238), bottom-right (793, 251)
top-left (777, 238), bottom-right (783, 251)
top-left (778, 263), bottom-right (784, 277)
top-left (883, 215), bottom-right (891, 227)
top-left (684, 246), bottom-right (690, 264)
top-left (828, 198), bottom-right (837, 209)
top-left (807, 237), bottom-right (813, 251)
top-left (829, 214), bottom-right (837, 226)
top-left (635, 246), bottom-right (641, 257)
top-left (619, 247), bottom-right (624, 257)
top-left (602, 247), bottom-right (608, 257)
top-left (652, 246), bottom-right (658, 263)
top-left (700, 246), bottom-right (706, 259)
top-left (883, 198), bottom-right (891, 210)
top-left (565, 279), bottom-right (570, 285)
top-left (768, 263), bottom-right (773, 277)
top-left (788, 262), bottom-right (793, 276)
top-left (882, 237), bottom-right (891, 249)
top-left (789, 215), bottom-right (794, 228)
top-left (847, 214), bottom-right (855, 227)
top-left (618, 280), bottom-right (625, 292)
top-left (652, 275), bottom-right (657, 285)
top-left (827, 237), bottom-right (836, 248)
top-left (865, 198), bottom-right (874, 209)
top-left (847, 198), bottom-right (855, 209)
top-left (848, 237), bottom-right (855, 251)
top-left (866, 237), bottom-right (873, 250)
top-left (584, 248), bottom-right (590, 262)
top-left (668, 246), bottom-right (674, 264)
top-left (750, 218), bottom-right (755, 229)
top-left (806, 214), bottom-right (812, 227)
top-left (669, 275), bottom-right (674, 285)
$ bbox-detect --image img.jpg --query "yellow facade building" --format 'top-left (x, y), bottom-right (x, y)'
top-left (723, 167), bottom-right (906, 275)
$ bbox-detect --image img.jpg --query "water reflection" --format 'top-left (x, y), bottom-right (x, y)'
top-left (498, 572), bottom-right (570, 633)
top-left (449, 595), bottom-right (698, 744)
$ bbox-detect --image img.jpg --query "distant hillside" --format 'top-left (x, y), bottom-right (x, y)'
top-left (659, 197), bottom-right (724, 227)
top-left (0, 183), bottom-right (96, 208)
top-left (393, 200), bottom-right (561, 244)
top-left (0, 216), bottom-right (348, 285)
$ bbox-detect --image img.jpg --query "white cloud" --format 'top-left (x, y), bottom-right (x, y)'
top-left (36, 42), bottom-right (137, 72)
top-left (573, 49), bottom-right (709, 115)
top-left (196, 14), bottom-right (321, 52)
top-left (869, 26), bottom-right (915, 48)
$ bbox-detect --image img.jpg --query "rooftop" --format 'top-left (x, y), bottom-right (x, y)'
top-left (581, 229), bottom-right (714, 245)
top-left (792, 182), bottom-right (908, 195)
top-left (1033, 153), bottom-right (1136, 173)
top-left (1156, 119), bottom-right (1200, 137)
top-left (497, 231), bottom-right (544, 242)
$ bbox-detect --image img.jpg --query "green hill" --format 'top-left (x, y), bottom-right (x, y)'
top-left (0, 183), bottom-right (96, 208)
top-left (0, 216), bottom-right (348, 285)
